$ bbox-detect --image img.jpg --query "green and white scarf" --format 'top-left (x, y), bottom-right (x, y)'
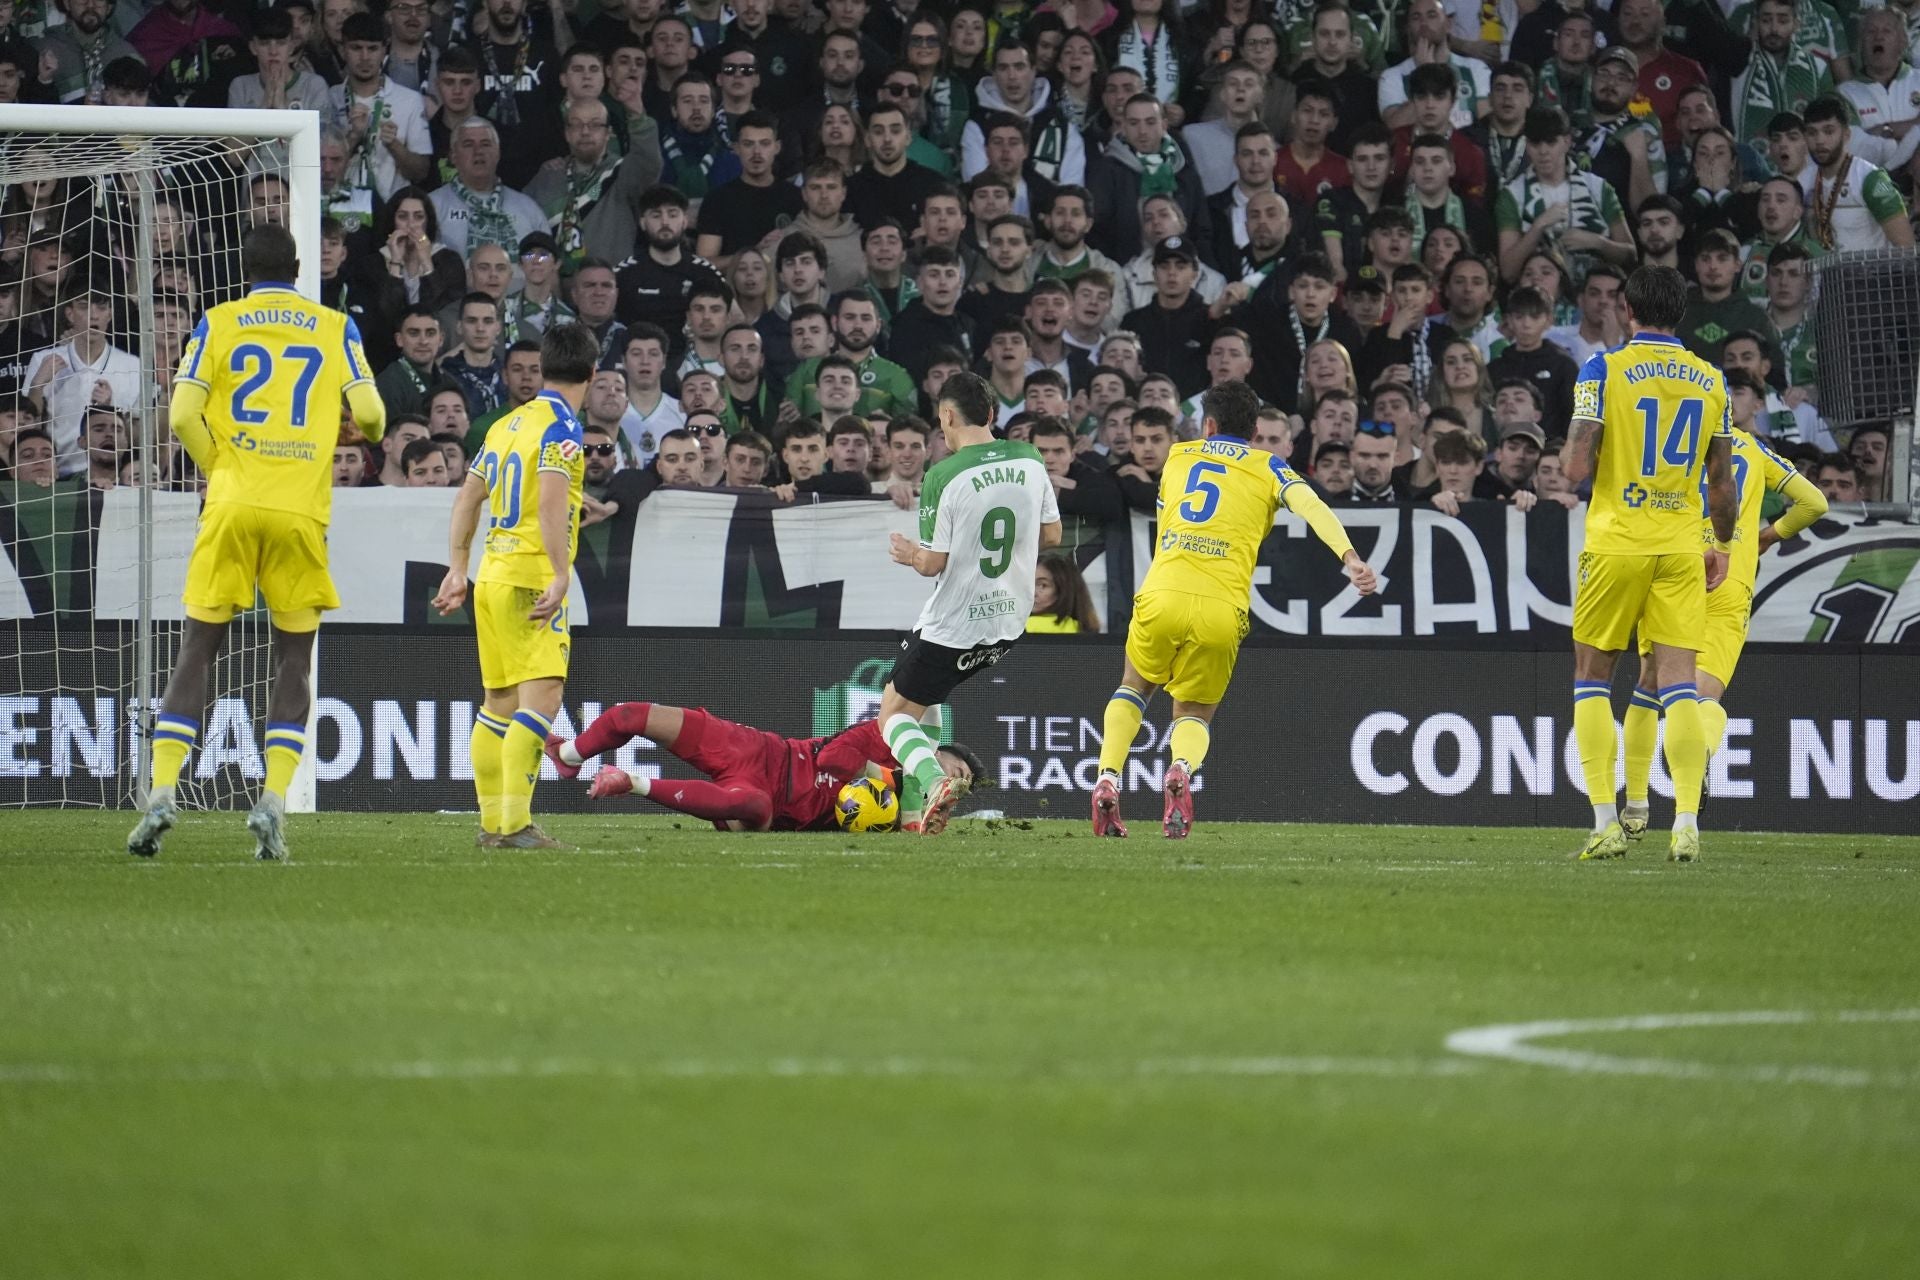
top-left (661, 129), bottom-right (723, 200)
top-left (1735, 48), bottom-right (1828, 149)
top-left (450, 178), bottom-right (520, 252)
top-left (554, 153), bottom-right (621, 262)
top-left (1132, 136), bottom-right (1182, 200)
top-left (1405, 187), bottom-right (1467, 256)
top-left (1508, 171), bottom-right (1611, 280)
top-left (1114, 19), bottom-right (1180, 102)
top-left (1774, 316), bottom-right (1817, 387)
top-left (1289, 307), bottom-right (1330, 403)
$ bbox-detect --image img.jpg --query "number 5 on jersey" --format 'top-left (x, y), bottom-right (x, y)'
top-left (1179, 461), bottom-right (1227, 523)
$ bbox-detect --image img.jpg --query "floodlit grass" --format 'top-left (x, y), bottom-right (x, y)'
top-left (3, 811), bottom-right (1917, 1279)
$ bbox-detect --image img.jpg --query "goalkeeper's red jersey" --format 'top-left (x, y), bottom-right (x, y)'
top-left (690, 715), bottom-right (894, 831)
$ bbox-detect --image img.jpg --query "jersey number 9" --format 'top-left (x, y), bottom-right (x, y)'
top-left (979, 506), bottom-right (1017, 578)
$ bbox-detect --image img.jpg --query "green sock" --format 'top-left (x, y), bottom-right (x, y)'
top-left (883, 713), bottom-right (945, 792)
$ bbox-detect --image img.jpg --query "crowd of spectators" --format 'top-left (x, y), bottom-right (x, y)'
top-left (0, 0), bottom-right (1909, 550)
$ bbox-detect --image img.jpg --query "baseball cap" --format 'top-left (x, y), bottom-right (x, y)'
top-left (1346, 265), bottom-right (1386, 296)
top-left (1594, 46), bottom-right (1639, 76)
top-left (518, 231), bottom-right (560, 259)
top-left (1501, 422), bottom-right (1546, 450)
top-left (1152, 235), bottom-right (1198, 267)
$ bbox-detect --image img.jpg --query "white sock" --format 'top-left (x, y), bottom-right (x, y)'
top-left (1592, 803), bottom-right (1618, 831)
top-left (559, 740), bottom-right (583, 767)
top-left (149, 784), bottom-right (175, 809)
top-left (1673, 812), bottom-right (1698, 833)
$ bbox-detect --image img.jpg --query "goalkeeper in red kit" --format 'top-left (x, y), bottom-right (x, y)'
top-left (545, 703), bottom-right (984, 832)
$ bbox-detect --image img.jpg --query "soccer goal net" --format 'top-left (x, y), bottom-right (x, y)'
top-left (0, 106), bottom-right (321, 812)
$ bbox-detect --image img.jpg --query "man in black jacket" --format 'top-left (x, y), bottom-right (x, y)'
top-left (771, 417), bottom-right (871, 500)
top-left (1086, 94), bottom-right (1211, 266)
top-left (1341, 420), bottom-right (1412, 503)
top-left (888, 247), bottom-right (977, 382)
top-left (1031, 415), bottom-right (1125, 556)
top-left (1232, 251), bottom-right (1363, 414)
top-left (1113, 404), bottom-right (1175, 514)
top-left (1121, 237), bottom-right (1215, 398)
top-left (616, 186), bottom-right (725, 343)
top-left (702, 0), bottom-right (812, 110)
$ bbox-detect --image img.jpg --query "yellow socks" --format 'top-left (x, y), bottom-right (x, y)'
top-left (1573, 682), bottom-right (1617, 827)
top-left (498, 708), bottom-right (550, 835)
top-left (1099, 687), bottom-right (1146, 776)
top-left (1168, 715), bottom-right (1211, 772)
top-left (149, 712), bottom-right (198, 802)
top-left (1622, 689), bottom-right (1661, 806)
top-left (471, 709), bottom-right (509, 834)
top-left (1660, 683), bottom-right (1707, 823)
top-left (262, 720), bottom-right (307, 806)
top-left (1700, 697), bottom-right (1729, 761)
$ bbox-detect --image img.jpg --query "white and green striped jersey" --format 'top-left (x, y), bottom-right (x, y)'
top-left (1809, 154), bottom-right (1909, 252)
top-left (1494, 170), bottom-right (1625, 284)
top-left (913, 440), bottom-right (1060, 649)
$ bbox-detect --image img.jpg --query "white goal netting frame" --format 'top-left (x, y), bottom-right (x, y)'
top-left (0, 106), bottom-right (322, 813)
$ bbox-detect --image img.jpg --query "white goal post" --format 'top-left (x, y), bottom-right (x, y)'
top-left (0, 105), bottom-right (325, 812)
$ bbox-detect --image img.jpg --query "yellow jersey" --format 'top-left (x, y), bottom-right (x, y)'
top-left (175, 282), bottom-right (375, 524)
top-left (1143, 436), bottom-right (1349, 603)
top-left (1572, 332), bottom-right (1731, 557)
top-left (471, 391), bottom-right (587, 591)
top-left (1705, 428), bottom-right (1809, 589)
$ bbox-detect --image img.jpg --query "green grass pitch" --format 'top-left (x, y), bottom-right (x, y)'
top-left (3, 811), bottom-right (1917, 1278)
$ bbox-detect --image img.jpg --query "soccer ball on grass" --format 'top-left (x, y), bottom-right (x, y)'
top-left (835, 777), bottom-right (900, 833)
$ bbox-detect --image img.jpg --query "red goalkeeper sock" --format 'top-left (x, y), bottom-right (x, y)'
top-left (574, 701), bottom-right (653, 762)
top-left (647, 778), bottom-right (772, 828)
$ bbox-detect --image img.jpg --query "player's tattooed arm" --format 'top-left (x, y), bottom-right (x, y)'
top-left (1562, 418), bottom-right (1602, 487)
top-left (1703, 434), bottom-right (1737, 547)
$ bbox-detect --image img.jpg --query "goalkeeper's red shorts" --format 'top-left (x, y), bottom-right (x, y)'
top-left (671, 709), bottom-right (789, 791)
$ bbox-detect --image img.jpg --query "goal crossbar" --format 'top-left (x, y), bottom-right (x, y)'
top-left (0, 105), bottom-right (326, 811)
top-left (0, 104), bottom-right (322, 300)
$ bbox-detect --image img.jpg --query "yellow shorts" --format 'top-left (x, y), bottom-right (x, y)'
top-left (1572, 550), bottom-right (1705, 653)
top-left (182, 502), bottom-right (336, 631)
top-left (1639, 582), bottom-right (1751, 688)
top-left (1125, 589), bottom-right (1250, 705)
top-left (474, 580), bottom-right (572, 690)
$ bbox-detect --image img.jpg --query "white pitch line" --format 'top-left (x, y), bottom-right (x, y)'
top-left (0, 1054), bottom-right (1478, 1087)
top-left (1444, 1009), bottom-right (1920, 1088)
